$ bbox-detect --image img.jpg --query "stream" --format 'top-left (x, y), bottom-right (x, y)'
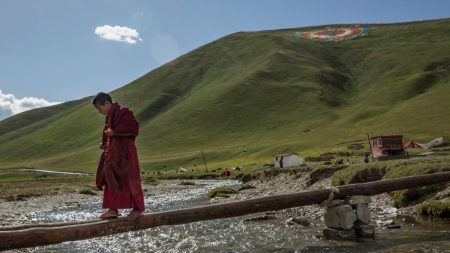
top-left (14, 180), bottom-right (450, 253)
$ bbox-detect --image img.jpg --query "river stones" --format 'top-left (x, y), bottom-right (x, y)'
top-left (244, 215), bottom-right (276, 222)
top-left (286, 217), bottom-right (311, 227)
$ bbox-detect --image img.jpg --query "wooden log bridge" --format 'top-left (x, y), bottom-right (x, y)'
top-left (2, 171), bottom-right (450, 251)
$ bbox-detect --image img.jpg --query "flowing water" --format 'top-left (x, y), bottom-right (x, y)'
top-left (20, 180), bottom-right (450, 252)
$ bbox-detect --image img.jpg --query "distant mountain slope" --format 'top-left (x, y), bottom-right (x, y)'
top-left (0, 97), bottom-right (89, 136)
top-left (1, 18), bottom-right (449, 172)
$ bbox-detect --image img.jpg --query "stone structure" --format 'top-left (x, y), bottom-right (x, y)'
top-left (323, 195), bottom-right (374, 240)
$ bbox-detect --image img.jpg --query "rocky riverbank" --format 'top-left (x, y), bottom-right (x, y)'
top-left (0, 192), bottom-right (99, 227)
top-left (211, 168), bottom-right (421, 229)
top-left (1, 168), bottom-right (447, 230)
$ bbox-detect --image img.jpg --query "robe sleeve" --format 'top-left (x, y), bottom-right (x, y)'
top-left (95, 152), bottom-right (106, 190)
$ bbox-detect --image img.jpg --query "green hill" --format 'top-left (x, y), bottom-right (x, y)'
top-left (1, 18), bottom-right (449, 172)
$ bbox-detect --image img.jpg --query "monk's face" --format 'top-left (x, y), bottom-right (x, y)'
top-left (94, 102), bottom-right (112, 115)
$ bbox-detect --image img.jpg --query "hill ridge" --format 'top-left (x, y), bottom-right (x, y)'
top-left (1, 18), bottom-right (449, 171)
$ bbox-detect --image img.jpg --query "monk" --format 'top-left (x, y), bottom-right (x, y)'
top-left (92, 92), bottom-right (145, 220)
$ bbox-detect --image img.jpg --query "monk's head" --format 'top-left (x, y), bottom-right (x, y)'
top-left (92, 92), bottom-right (113, 115)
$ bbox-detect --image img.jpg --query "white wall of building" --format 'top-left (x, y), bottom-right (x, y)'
top-left (273, 154), bottom-right (301, 168)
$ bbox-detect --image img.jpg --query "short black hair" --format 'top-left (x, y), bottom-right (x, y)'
top-left (92, 92), bottom-right (113, 105)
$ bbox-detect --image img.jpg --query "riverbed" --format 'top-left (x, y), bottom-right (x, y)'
top-left (1, 179), bottom-right (450, 252)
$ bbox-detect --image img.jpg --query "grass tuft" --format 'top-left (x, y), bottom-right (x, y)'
top-left (416, 200), bottom-right (450, 218)
top-left (207, 187), bottom-right (238, 198)
top-left (79, 189), bottom-right (97, 195)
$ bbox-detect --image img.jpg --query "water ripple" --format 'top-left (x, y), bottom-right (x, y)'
top-left (21, 180), bottom-right (450, 253)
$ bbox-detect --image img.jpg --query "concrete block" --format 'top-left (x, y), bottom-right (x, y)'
top-left (347, 195), bottom-right (371, 205)
top-left (324, 205), bottom-right (356, 229)
top-left (355, 203), bottom-right (370, 224)
top-left (323, 227), bottom-right (356, 241)
top-left (327, 199), bottom-right (345, 207)
top-left (354, 223), bottom-right (375, 239)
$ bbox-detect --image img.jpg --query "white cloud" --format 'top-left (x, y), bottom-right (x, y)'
top-left (0, 89), bottom-right (61, 121)
top-left (95, 25), bottom-right (142, 44)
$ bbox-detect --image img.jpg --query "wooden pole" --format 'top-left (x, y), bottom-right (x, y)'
top-left (201, 150), bottom-right (208, 172)
top-left (1, 171), bottom-right (450, 250)
top-left (367, 133), bottom-right (375, 162)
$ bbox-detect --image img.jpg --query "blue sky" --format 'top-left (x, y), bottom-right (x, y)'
top-left (0, 0), bottom-right (449, 120)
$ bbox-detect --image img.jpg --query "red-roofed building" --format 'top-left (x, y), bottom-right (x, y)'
top-left (370, 135), bottom-right (406, 159)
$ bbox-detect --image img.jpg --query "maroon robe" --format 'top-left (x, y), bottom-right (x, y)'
top-left (96, 102), bottom-right (145, 212)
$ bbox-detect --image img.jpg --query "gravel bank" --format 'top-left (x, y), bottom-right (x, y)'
top-left (212, 170), bottom-right (416, 227)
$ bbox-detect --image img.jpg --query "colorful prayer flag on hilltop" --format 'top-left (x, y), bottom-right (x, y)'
top-left (293, 27), bottom-right (369, 42)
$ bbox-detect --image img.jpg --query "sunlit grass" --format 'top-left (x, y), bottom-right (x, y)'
top-left (0, 18), bottom-right (449, 173)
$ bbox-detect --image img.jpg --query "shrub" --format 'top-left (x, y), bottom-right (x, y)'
top-left (416, 200), bottom-right (450, 218)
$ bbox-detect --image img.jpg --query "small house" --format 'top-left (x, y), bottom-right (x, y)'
top-left (273, 153), bottom-right (302, 168)
top-left (370, 135), bottom-right (406, 159)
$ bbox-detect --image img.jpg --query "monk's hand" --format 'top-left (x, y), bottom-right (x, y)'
top-left (105, 128), bottom-right (114, 137)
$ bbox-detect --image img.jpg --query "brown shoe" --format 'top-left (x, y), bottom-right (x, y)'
top-left (100, 209), bottom-right (119, 219)
top-left (125, 209), bottom-right (142, 220)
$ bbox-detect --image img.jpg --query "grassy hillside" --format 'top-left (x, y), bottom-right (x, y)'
top-left (1, 18), bottom-right (449, 172)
